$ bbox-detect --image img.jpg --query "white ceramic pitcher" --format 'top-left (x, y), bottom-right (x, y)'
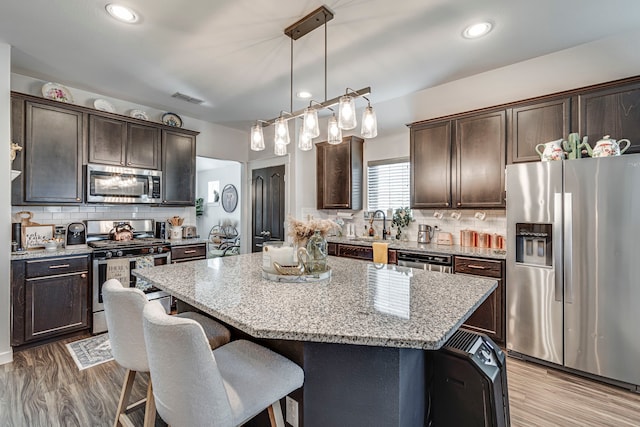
top-left (535, 139), bottom-right (565, 161)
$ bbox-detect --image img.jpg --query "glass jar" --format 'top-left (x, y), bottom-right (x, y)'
top-left (305, 230), bottom-right (328, 274)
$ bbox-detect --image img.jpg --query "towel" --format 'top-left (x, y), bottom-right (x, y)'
top-left (372, 242), bottom-right (389, 264)
top-left (135, 255), bottom-right (155, 292)
top-left (106, 258), bottom-right (130, 287)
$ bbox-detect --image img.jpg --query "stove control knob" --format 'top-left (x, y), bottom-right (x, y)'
top-left (105, 251), bottom-right (113, 259)
top-left (116, 250), bottom-right (124, 257)
top-left (149, 247), bottom-right (155, 254)
top-left (156, 246), bottom-right (163, 253)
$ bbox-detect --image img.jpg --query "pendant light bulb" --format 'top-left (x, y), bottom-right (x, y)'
top-left (338, 95), bottom-right (357, 130)
top-left (275, 117), bottom-right (291, 145)
top-left (298, 124), bottom-right (313, 151)
top-left (361, 104), bottom-right (378, 139)
top-left (250, 123), bottom-right (265, 151)
top-left (303, 107), bottom-right (320, 138)
top-left (328, 114), bottom-right (342, 144)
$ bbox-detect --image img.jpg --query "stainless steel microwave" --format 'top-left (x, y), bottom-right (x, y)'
top-left (87, 163), bottom-right (162, 203)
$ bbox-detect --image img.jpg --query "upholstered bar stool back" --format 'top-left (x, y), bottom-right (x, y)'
top-left (143, 300), bottom-right (305, 427)
top-left (103, 279), bottom-right (231, 427)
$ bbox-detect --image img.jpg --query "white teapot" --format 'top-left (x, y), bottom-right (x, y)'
top-left (535, 139), bottom-right (565, 161)
top-left (590, 135), bottom-right (631, 158)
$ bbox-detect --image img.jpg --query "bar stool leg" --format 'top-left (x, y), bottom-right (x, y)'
top-left (114, 369), bottom-right (137, 427)
top-left (143, 380), bottom-right (156, 427)
top-left (267, 401), bottom-right (285, 427)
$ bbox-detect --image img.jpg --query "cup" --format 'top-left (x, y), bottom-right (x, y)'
top-left (433, 211), bottom-right (443, 219)
top-left (474, 211), bottom-right (486, 221)
top-left (450, 211), bottom-right (461, 221)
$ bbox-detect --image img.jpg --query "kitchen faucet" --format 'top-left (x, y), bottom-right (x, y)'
top-left (372, 210), bottom-right (387, 240)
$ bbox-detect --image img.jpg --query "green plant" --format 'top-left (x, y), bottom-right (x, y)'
top-left (195, 198), bottom-right (204, 217)
top-left (391, 207), bottom-right (413, 239)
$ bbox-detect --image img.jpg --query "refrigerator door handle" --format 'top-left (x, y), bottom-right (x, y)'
top-left (564, 192), bottom-right (573, 304)
top-left (554, 192), bottom-right (563, 302)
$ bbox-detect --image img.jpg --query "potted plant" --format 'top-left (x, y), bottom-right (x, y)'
top-left (391, 207), bottom-right (413, 241)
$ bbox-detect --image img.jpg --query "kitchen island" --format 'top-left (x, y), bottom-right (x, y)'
top-left (134, 253), bottom-right (497, 427)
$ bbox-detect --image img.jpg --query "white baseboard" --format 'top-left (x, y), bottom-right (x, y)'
top-left (0, 348), bottom-right (14, 365)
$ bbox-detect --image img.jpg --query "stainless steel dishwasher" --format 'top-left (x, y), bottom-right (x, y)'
top-left (397, 250), bottom-right (453, 273)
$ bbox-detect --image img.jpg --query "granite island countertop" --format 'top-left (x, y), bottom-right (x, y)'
top-left (133, 252), bottom-right (497, 350)
top-left (327, 236), bottom-right (507, 260)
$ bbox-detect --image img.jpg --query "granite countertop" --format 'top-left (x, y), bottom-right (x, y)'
top-left (327, 236), bottom-right (507, 260)
top-left (133, 252), bottom-right (497, 350)
top-left (10, 238), bottom-right (211, 261)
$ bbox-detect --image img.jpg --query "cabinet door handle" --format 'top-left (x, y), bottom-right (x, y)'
top-left (183, 250), bottom-right (197, 254)
top-left (48, 264), bottom-right (70, 269)
top-left (76, 197), bottom-right (81, 201)
top-left (467, 264), bottom-right (488, 270)
top-left (81, 273), bottom-right (87, 279)
top-left (457, 202), bottom-right (461, 206)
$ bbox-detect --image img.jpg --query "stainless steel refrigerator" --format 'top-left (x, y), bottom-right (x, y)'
top-left (506, 154), bottom-right (640, 389)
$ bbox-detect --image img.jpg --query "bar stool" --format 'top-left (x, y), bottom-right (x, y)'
top-left (142, 300), bottom-right (305, 427)
top-left (102, 279), bottom-right (231, 427)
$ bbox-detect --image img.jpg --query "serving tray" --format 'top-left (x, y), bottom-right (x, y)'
top-left (261, 267), bottom-right (331, 283)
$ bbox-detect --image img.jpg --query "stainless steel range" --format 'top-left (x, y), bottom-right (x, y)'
top-left (87, 219), bottom-right (172, 334)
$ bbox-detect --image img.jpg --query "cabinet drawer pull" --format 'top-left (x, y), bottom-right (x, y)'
top-left (183, 250), bottom-right (197, 254)
top-left (48, 264), bottom-right (71, 269)
top-left (467, 264), bottom-right (488, 270)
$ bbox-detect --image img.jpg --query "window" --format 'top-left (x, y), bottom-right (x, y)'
top-left (367, 158), bottom-right (410, 211)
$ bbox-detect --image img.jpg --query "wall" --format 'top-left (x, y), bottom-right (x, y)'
top-left (1, 43), bottom-right (13, 364)
top-left (196, 161), bottom-right (242, 243)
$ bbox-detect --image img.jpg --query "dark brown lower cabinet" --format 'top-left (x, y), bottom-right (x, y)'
top-left (171, 243), bottom-right (207, 263)
top-left (454, 256), bottom-right (505, 345)
top-left (12, 255), bottom-right (90, 347)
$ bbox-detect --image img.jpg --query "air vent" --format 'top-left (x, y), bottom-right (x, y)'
top-left (444, 329), bottom-right (480, 353)
top-left (171, 92), bottom-right (204, 105)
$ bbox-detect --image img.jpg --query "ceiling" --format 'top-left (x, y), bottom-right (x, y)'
top-left (2, 0), bottom-right (640, 133)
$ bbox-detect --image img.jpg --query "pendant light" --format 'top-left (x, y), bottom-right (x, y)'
top-left (302, 106), bottom-right (320, 138)
top-left (327, 113), bottom-right (342, 144)
top-left (338, 95), bottom-right (357, 130)
top-left (360, 99), bottom-right (378, 139)
top-left (250, 122), bottom-right (265, 151)
top-left (249, 6), bottom-right (378, 153)
top-left (298, 122), bottom-right (313, 151)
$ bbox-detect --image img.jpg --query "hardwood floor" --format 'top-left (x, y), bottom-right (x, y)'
top-left (1, 335), bottom-right (640, 426)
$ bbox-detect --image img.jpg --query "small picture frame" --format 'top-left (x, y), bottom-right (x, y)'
top-left (22, 224), bottom-right (55, 250)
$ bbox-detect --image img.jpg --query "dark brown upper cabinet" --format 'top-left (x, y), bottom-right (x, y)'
top-left (508, 97), bottom-right (572, 164)
top-left (316, 136), bottom-right (364, 210)
top-left (162, 129), bottom-right (196, 205)
top-left (89, 115), bottom-right (160, 169)
top-left (579, 80), bottom-right (640, 155)
top-left (411, 111), bottom-right (506, 209)
top-left (410, 122), bottom-right (452, 208)
top-left (454, 110), bottom-right (506, 208)
top-left (22, 100), bottom-right (85, 204)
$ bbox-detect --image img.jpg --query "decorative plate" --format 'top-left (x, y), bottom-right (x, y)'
top-left (221, 184), bottom-right (238, 213)
top-left (162, 112), bottom-right (183, 128)
top-left (129, 109), bottom-right (149, 120)
top-left (42, 82), bottom-right (73, 103)
top-left (94, 98), bottom-right (116, 113)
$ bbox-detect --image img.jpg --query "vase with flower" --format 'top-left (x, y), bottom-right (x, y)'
top-left (391, 207), bottom-right (413, 241)
top-left (287, 216), bottom-right (339, 273)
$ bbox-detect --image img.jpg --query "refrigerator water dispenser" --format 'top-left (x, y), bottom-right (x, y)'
top-left (515, 223), bottom-right (552, 267)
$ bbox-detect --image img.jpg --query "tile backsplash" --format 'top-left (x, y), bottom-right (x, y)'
top-left (11, 205), bottom-right (196, 232)
top-left (306, 208), bottom-right (506, 246)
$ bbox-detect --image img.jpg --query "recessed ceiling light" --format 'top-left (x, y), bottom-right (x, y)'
top-left (105, 4), bottom-right (139, 23)
top-left (296, 91), bottom-right (312, 99)
top-left (462, 21), bottom-right (493, 39)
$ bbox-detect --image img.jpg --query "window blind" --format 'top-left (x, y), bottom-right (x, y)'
top-left (367, 159), bottom-right (410, 211)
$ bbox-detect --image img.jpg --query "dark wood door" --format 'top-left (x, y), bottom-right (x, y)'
top-left (508, 97), bottom-right (572, 164)
top-left (410, 121), bottom-right (452, 208)
top-left (88, 115), bottom-right (127, 166)
top-left (127, 123), bottom-right (160, 169)
top-left (24, 101), bottom-right (84, 204)
top-left (162, 130), bottom-right (196, 205)
top-left (252, 165), bottom-right (285, 252)
top-left (455, 111), bottom-right (506, 208)
top-left (316, 136), bottom-right (363, 210)
top-left (25, 272), bottom-right (89, 342)
top-left (579, 81), bottom-right (640, 155)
